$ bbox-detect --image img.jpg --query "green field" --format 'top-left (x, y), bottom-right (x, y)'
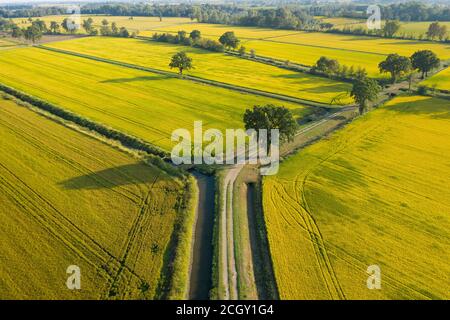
top-left (422, 67), bottom-right (450, 91)
top-left (0, 47), bottom-right (310, 151)
top-left (45, 37), bottom-right (352, 105)
top-left (0, 97), bottom-right (186, 299)
top-left (263, 95), bottom-right (450, 299)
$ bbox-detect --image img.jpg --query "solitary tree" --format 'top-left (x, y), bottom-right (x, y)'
top-left (382, 20), bottom-right (401, 38)
top-left (219, 31), bottom-right (240, 50)
top-left (350, 78), bottom-right (381, 115)
top-left (378, 54), bottom-right (412, 83)
top-left (411, 50), bottom-right (440, 78)
top-left (169, 51), bottom-right (194, 76)
top-left (243, 104), bottom-right (298, 144)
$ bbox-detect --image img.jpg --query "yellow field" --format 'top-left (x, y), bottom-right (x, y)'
top-left (331, 19), bottom-right (450, 38)
top-left (241, 32), bottom-right (450, 76)
top-left (142, 23), bottom-right (450, 76)
top-left (0, 38), bottom-right (21, 50)
top-left (263, 95), bottom-right (450, 299)
top-left (422, 67), bottom-right (450, 91)
top-left (13, 15), bottom-right (193, 33)
top-left (0, 97), bottom-right (185, 299)
top-left (0, 47), bottom-right (309, 151)
top-left (261, 32), bottom-right (450, 59)
top-left (140, 22), bottom-right (298, 39)
top-left (45, 37), bottom-right (352, 105)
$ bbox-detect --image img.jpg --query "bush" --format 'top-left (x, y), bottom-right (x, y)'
top-left (417, 85), bottom-right (429, 95)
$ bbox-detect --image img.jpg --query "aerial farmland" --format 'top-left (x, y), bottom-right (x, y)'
top-left (0, 0), bottom-right (449, 305)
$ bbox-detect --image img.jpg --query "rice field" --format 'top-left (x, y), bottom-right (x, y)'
top-left (142, 23), bottom-right (450, 76)
top-left (13, 15), bottom-right (193, 33)
top-left (45, 37), bottom-right (353, 105)
top-left (330, 19), bottom-right (450, 38)
top-left (260, 32), bottom-right (450, 59)
top-left (242, 32), bottom-right (450, 76)
top-left (0, 97), bottom-right (185, 299)
top-left (263, 95), bottom-right (450, 299)
top-left (0, 47), bottom-right (310, 151)
top-left (422, 67), bottom-right (450, 91)
top-left (140, 22), bottom-right (298, 40)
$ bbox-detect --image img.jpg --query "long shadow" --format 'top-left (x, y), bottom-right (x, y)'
top-left (385, 95), bottom-right (450, 120)
top-left (247, 182), bottom-right (279, 299)
top-left (100, 75), bottom-right (170, 83)
top-left (137, 38), bottom-right (217, 55)
top-left (59, 163), bottom-right (161, 190)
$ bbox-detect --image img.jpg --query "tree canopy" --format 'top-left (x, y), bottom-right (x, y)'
top-left (411, 50), bottom-right (440, 78)
top-left (169, 51), bottom-right (194, 76)
top-left (219, 31), bottom-right (240, 50)
top-left (243, 104), bottom-right (297, 144)
top-left (378, 54), bottom-right (412, 83)
top-left (350, 78), bottom-right (381, 115)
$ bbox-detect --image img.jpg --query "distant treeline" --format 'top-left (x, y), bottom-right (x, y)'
top-left (2, 2), bottom-right (450, 23)
top-left (312, 2), bottom-right (450, 22)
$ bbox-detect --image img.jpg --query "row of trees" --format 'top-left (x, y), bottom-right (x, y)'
top-left (311, 56), bottom-right (368, 81)
top-left (1, 17), bottom-right (134, 43)
top-left (379, 50), bottom-right (440, 83)
top-left (327, 20), bottom-right (449, 42)
top-left (3, 2), bottom-right (449, 23)
top-left (152, 30), bottom-right (244, 54)
top-left (152, 30), bottom-right (225, 52)
top-left (312, 2), bottom-right (450, 22)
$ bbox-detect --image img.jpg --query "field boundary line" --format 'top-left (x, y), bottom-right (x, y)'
top-left (36, 44), bottom-right (339, 109)
top-left (250, 38), bottom-right (388, 57)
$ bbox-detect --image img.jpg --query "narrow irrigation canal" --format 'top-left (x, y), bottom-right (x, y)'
top-left (189, 172), bottom-right (215, 299)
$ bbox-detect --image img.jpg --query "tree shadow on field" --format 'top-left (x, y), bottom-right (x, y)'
top-left (59, 163), bottom-right (162, 190)
top-left (100, 75), bottom-right (170, 83)
top-left (138, 39), bottom-right (215, 55)
top-left (385, 95), bottom-right (450, 120)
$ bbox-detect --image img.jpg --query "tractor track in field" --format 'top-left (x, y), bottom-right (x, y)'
top-left (284, 119), bottom-right (396, 299)
top-left (105, 174), bottom-right (160, 299)
top-left (0, 115), bottom-right (142, 203)
top-left (218, 107), bottom-right (356, 300)
top-left (0, 163), bottom-right (145, 282)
